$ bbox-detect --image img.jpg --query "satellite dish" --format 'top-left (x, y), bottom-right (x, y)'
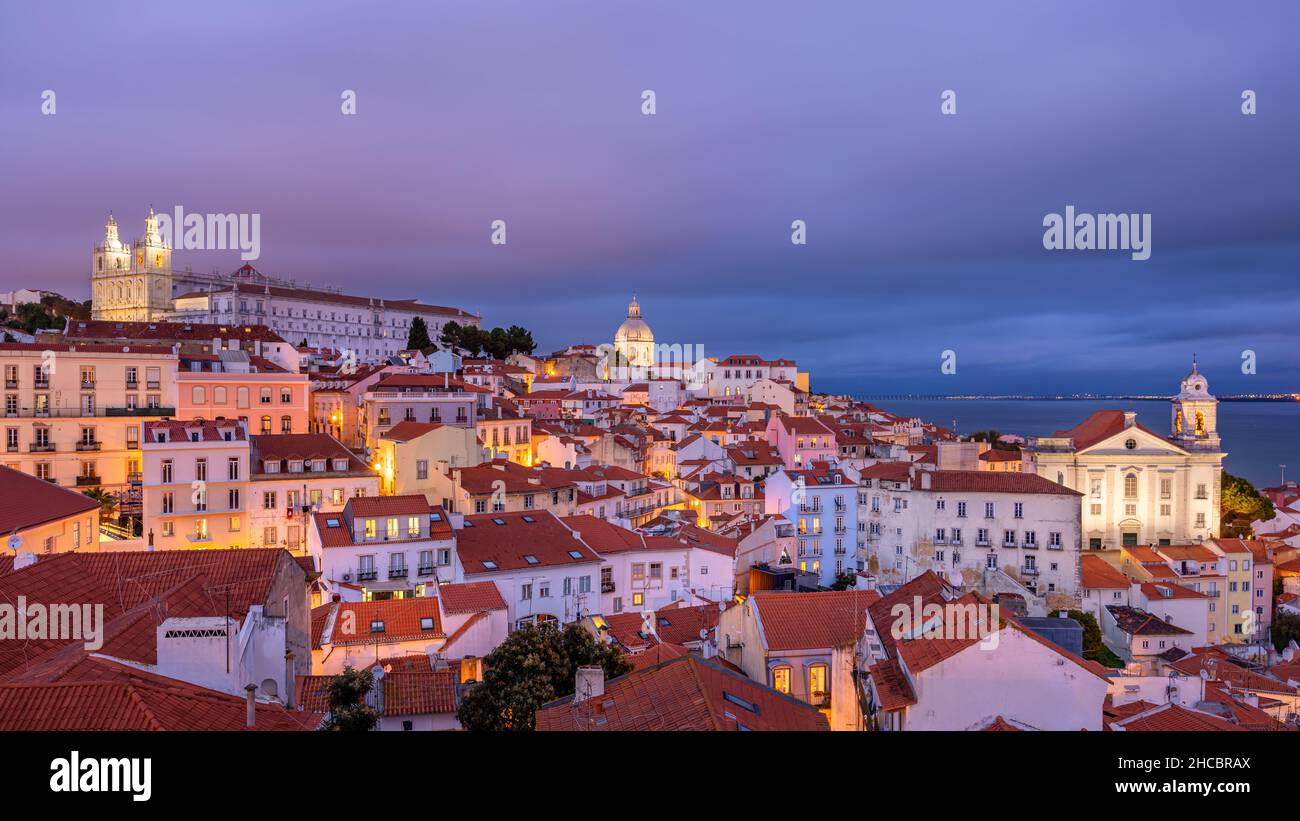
top-left (948, 570), bottom-right (963, 588)
top-left (7, 533), bottom-right (22, 552)
top-left (699, 628), bottom-right (709, 641)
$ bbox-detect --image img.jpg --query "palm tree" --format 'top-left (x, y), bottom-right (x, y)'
top-left (81, 487), bottom-right (116, 519)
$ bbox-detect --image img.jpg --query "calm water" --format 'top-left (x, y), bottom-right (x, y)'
top-left (867, 399), bottom-right (1299, 489)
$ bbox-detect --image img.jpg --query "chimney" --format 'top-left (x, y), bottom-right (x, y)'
top-left (1123, 411), bottom-right (1136, 428)
top-left (12, 551), bottom-right (37, 571)
top-left (284, 652), bottom-right (296, 709)
top-left (573, 665), bottom-right (604, 704)
top-left (245, 683), bottom-right (257, 727)
top-left (920, 472), bottom-right (932, 490)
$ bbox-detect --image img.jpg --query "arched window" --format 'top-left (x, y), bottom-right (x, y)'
top-left (808, 663), bottom-right (829, 700)
top-left (280, 415), bottom-right (292, 433)
top-left (260, 415), bottom-right (272, 434)
top-left (771, 666), bottom-right (792, 694)
top-left (1124, 474), bottom-right (1138, 499)
top-left (1195, 412), bottom-right (1205, 436)
top-left (191, 386), bottom-right (206, 405)
top-left (260, 387), bottom-right (272, 405)
top-left (237, 387), bottom-right (250, 409)
top-left (214, 386), bottom-right (227, 405)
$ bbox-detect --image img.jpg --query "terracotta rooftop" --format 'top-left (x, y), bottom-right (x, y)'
top-left (0, 465), bottom-right (100, 535)
top-left (535, 655), bottom-right (829, 731)
top-left (753, 588), bottom-right (883, 652)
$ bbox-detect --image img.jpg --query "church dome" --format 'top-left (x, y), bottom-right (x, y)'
top-left (1177, 359), bottom-right (1212, 399)
top-left (615, 296), bottom-right (654, 344)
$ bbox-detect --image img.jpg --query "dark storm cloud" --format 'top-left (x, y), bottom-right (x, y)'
top-left (0, 0), bottom-right (1296, 393)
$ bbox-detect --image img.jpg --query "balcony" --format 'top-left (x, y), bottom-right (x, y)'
top-left (125, 380), bottom-right (139, 390)
top-left (106, 406), bottom-right (175, 417)
top-left (357, 570), bottom-right (378, 582)
top-left (146, 381), bottom-right (160, 390)
top-left (388, 567), bottom-right (409, 579)
top-left (1020, 565), bottom-right (1040, 576)
top-left (4, 380), bottom-right (15, 389)
top-left (601, 580), bottom-right (616, 594)
top-left (417, 565), bottom-right (435, 577)
top-left (76, 441), bottom-right (101, 452)
top-left (75, 476), bottom-right (101, 487)
top-left (80, 380), bottom-right (96, 390)
top-left (29, 443), bottom-right (55, 453)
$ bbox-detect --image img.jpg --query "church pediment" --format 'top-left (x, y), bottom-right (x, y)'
top-left (1078, 424), bottom-right (1188, 457)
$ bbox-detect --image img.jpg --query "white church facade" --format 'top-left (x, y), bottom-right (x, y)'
top-left (1029, 363), bottom-right (1224, 550)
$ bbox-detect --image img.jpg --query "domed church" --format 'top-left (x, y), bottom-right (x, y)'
top-left (613, 295), bottom-right (655, 369)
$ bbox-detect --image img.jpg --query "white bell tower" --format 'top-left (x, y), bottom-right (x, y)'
top-left (1171, 358), bottom-right (1219, 451)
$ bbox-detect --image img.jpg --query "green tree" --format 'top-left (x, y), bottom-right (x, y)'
top-left (829, 572), bottom-right (858, 591)
top-left (504, 325), bottom-right (536, 356)
top-left (406, 316), bottom-right (433, 351)
top-left (81, 487), bottom-right (116, 519)
top-left (456, 622), bottom-right (631, 731)
top-left (1047, 609), bottom-right (1123, 667)
top-left (1220, 472), bottom-right (1274, 536)
top-left (1272, 613), bottom-right (1300, 654)
top-left (320, 666), bottom-right (380, 732)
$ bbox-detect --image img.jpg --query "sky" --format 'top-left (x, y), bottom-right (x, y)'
top-left (1, 1), bottom-right (1297, 395)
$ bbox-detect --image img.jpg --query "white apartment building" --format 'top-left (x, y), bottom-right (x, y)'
top-left (141, 419), bottom-right (250, 550)
top-left (857, 464), bottom-right (1084, 610)
top-left (1, 342), bottom-right (178, 500)
top-left (451, 510), bottom-right (604, 629)
top-left (360, 373), bottom-right (487, 453)
top-left (697, 354), bottom-right (802, 399)
top-left (246, 433), bottom-right (378, 553)
top-left (307, 496), bottom-right (457, 601)
top-left (169, 268), bottom-right (479, 362)
top-left (564, 515), bottom-right (735, 614)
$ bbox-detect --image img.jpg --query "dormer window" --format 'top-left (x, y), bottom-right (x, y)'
top-left (289, 460), bottom-right (304, 473)
top-left (332, 458), bottom-right (348, 471)
top-left (264, 460), bottom-right (280, 474)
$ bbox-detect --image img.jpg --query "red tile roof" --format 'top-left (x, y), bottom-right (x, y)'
top-left (63, 319), bottom-right (288, 344)
top-left (0, 663), bottom-right (321, 731)
top-left (457, 510), bottom-right (602, 573)
top-left (0, 549), bottom-right (296, 682)
top-left (250, 433), bottom-right (368, 473)
top-left (753, 589), bottom-right (883, 652)
top-left (437, 581), bottom-right (507, 614)
top-left (327, 599), bottom-right (444, 646)
top-left (535, 655), bottom-right (829, 731)
top-left (925, 469), bottom-right (1082, 496)
top-left (0, 465), bottom-right (100, 535)
top-left (1081, 554), bottom-right (1131, 589)
top-left (1051, 409), bottom-right (1178, 452)
top-left (379, 421), bottom-right (444, 442)
top-left (1110, 702), bottom-right (1244, 731)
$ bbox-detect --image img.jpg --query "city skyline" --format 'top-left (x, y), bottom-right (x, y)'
top-left (2, 1), bottom-right (1298, 395)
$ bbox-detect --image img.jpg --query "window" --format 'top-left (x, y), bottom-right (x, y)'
top-left (260, 416), bottom-right (272, 434)
top-left (1013, 502), bottom-right (1023, 519)
top-left (984, 502), bottom-right (995, 518)
top-left (808, 664), bottom-right (828, 699)
top-left (416, 459), bottom-right (428, 480)
top-left (772, 666), bottom-right (791, 694)
top-left (386, 518), bottom-right (399, 539)
top-left (1124, 474), bottom-right (1138, 498)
